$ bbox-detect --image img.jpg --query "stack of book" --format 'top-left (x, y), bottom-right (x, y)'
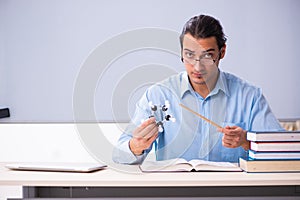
top-left (239, 131), bottom-right (300, 172)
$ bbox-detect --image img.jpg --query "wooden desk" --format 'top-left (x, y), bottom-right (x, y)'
top-left (1, 163), bottom-right (300, 198)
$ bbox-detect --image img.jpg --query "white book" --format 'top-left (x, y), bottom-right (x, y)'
top-left (247, 131), bottom-right (300, 142)
top-left (139, 158), bottom-right (241, 172)
top-left (239, 157), bottom-right (300, 172)
top-left (250, 141), bottom-right (300, 152)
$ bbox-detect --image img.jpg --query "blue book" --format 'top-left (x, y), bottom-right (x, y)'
top-left (247, 131), bottom-right (300, 142)
top-left (248, 150), bottom-right (300, 160)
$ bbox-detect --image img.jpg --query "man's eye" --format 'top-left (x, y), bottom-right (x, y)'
top-left (203, 53), bottom-right (213, 59)
top-left (185, 52), bottom-right (194, 58)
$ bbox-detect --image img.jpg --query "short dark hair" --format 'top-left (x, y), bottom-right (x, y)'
top-left (179, 14), bottom-right (227, 50)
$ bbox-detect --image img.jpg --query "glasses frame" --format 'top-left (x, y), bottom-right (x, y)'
top-left (181, 48), bottom-right (223, 67)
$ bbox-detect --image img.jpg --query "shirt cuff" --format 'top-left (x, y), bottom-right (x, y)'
top-left (112, 140), bottom-right (146, 164)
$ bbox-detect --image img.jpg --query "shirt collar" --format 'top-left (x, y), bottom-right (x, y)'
top-left (180, 71), bottom-right (192, 98)
top-left (210, 70), bottom-right (230, 97)
top-left (180, 70), bottom-right (230, 99)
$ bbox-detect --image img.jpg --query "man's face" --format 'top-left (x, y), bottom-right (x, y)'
top-left (182, 33), bottom-right (224, 91)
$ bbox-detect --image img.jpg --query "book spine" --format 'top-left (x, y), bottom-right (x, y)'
top-left (247, 131), bottom-right (300, 142)
top-left (239, 157), bottom-right (300, 172)
top-left (250, 141), bottom-right (300, 152)
top-left (248, 150), bottom-right (300, 160)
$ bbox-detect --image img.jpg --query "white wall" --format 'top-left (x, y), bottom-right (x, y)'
top-left (0, 186), bottom-right (21, 200)
top-left (0, 123), bottom-right (125, 162)
top-left (0, 122), bottom-right (125, 199)
top-left (0, 0), bottom-right (299, 122)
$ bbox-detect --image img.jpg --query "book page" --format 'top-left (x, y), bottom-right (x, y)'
top-left (140, 158), bottom-right (192, 172)
top-left (140, 158), bottom-right (241, 172)
top-left (189, 159), bottom-right (241, 171)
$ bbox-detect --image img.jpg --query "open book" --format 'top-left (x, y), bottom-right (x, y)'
top-left (139, 158), bottom-right (242, 172)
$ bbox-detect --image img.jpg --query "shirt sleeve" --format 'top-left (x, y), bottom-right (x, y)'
top-left (249, 88), bottom-right (284, 131)
top-left (112, 135), bottom-right (147, 164)
top-left (112, 91), bottom-right (153, 164)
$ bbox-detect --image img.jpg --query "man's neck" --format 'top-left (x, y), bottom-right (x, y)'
top-left (194, 85), bottom-right (210, 99)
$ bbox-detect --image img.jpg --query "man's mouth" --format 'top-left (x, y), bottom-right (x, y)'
top-left (192, 72), bottom-right (204, 78)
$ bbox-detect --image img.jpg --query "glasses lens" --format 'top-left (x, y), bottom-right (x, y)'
top-left (200, 58), bottom-right (214, 66)
top-left (183, 57), bottom-right (214, 67)
top-left (183, 57), bottom-right (196, 65)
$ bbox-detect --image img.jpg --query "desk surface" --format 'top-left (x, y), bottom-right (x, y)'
top-left (1, 163), bottom-right (300, 187)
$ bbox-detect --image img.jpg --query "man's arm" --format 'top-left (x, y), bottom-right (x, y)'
top-left (129, 117), bottom-right (159, 155)
top-left (217, 89), bottom-right (283, 150)
top-left (218, 126), bottom-right (249, 150)
top-left (112, 117), bottom-right (159, 164)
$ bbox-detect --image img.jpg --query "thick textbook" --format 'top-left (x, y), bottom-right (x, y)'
top-left (239, 157), bottom-right (300, 172)
top-left (247, 131), bottom-right (300, 142)
top-left (248, 150), bottom-right (300, 160)
top-left (250, 141), bottom-right (300, 152)
top-left (139, 158), bottom-right (242, 172)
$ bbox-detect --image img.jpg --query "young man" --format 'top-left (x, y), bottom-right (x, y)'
top-left (113, 14), bottom-right (283, 164)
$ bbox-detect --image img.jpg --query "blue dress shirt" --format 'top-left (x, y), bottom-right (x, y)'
top-left (112, 71), bottom-right (283, 164)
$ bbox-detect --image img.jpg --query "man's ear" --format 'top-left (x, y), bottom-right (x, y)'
top-left (220, 44), bottom-right (226, 59)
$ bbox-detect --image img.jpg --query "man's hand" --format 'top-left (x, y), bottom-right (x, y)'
top-left (129, 117), bottom-right (159, 155)
top-left (217, 126), bottom-right (250, 150)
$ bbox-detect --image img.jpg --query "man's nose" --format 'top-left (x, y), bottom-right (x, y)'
top-left (193, 59), bottom-right (203, 71)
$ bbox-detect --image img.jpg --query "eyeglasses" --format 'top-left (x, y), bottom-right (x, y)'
top-left (182, 50), bottom-right (221, 67)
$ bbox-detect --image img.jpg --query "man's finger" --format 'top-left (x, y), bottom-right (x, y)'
top-left (146, 132), bottom-right (159, 144)
top-left (142, 125), bottom-right (159, 139)
top-left (134, 117), bottom-right (156, 136)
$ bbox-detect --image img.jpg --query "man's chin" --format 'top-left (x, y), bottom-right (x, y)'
top-left (192, 79), bottom-right (207, 86)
